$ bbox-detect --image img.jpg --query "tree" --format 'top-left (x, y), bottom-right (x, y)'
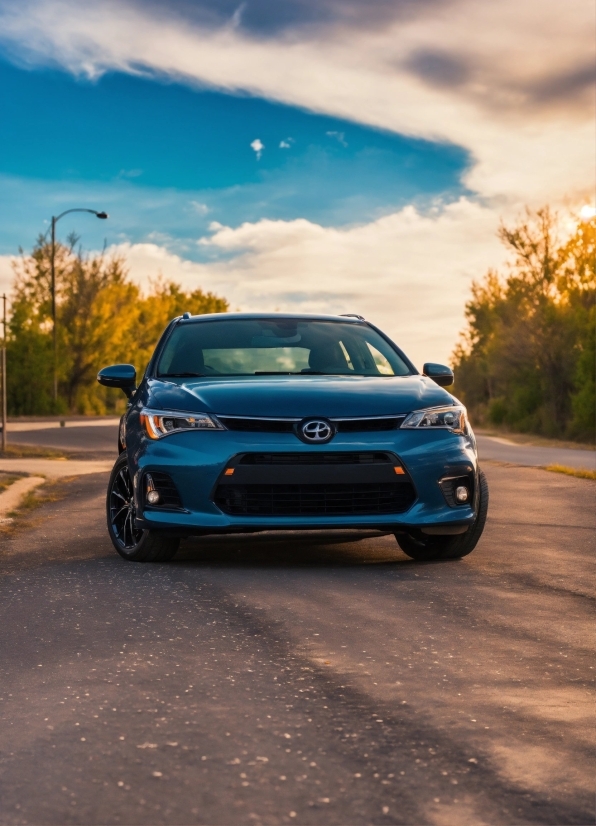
top-left (6, 237), bottom-right (229, 415)
top-left (559, 216), bottom-right (596, 438)
top-left (452, 208), bottom-right (595, 441)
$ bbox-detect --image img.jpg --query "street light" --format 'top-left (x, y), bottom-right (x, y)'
top-left (49, 208), bottom-right (108, 405)
top-left (1, 293), bottom-right (6, 452)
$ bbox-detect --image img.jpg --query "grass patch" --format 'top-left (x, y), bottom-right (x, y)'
top-left (545, 464), bottom-right (596, 481)
top-left (0, 474), bottom-right (22, 493)
top-left (0, 480), bottom-right (64, 536)
top-left (0, 444), bottom-right (70, 459)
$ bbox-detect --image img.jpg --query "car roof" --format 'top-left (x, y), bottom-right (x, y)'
top-left (177, 312), bottom-right (366, 324)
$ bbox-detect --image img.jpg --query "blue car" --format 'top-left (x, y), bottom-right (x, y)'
top-left (98, 313), bottom-right (488, 563)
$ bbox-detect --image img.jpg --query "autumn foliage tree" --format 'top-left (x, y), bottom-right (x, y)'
top-left (452, 208), bottom-right (595, 441)
top-left (6, 236), bottom-right (228, 415)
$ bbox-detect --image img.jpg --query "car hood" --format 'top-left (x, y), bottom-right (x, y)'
top-left (145, 375), bottom-right (454, 418)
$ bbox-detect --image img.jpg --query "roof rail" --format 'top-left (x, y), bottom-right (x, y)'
top-left (340, 313), bottom-right (365, 321)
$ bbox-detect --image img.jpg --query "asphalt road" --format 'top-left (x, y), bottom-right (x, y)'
top-left (5, 420), bottom-right (595, 469)
top-left (4, 420), bottom-right (118, 456)
top-left (475, 435), bottom-right (596, 471)
top-left (0, 464), bottom-right (594, 825)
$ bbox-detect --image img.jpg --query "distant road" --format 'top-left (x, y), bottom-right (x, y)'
top-left (476, 434), bottom-right (595, 471)
top-left (4, 418), bottom-right (595, 469)
top-left (4, 418), bottom-right (119, 455)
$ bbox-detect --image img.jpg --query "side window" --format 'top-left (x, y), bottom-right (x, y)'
top-left (366, 342), bottom-right (395, 375)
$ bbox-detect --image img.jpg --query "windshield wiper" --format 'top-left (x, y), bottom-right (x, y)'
top-left (158, 372), bottom-right (206, 378)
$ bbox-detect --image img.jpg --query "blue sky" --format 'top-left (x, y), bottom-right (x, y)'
top-left (0, 57), bottom-right (469, 258)
top-left (0, 0), bottom-right (591, 365)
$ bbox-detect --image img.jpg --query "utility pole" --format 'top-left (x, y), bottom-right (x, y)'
top-left (1, 293), bottom-right (6, 452)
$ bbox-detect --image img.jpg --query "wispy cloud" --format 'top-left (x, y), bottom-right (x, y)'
top-left (230, 2), bottom-right (246, 29)
top-left (279, 137), bottom-right (294, 149)
top-left (326, 130), bottom-right (347, 147)
top-left (190, 200), bottom-right (210, 215)
top-left (250, 138), bottom-right (264, 159)
top-left (117, 168), bottom-right (143, 179)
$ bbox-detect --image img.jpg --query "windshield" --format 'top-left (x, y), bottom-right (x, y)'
top-left (157, 318), bottom-right (411, 378)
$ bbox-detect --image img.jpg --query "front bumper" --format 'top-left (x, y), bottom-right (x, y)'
top-left (127, 424), bottom-right (478, 535)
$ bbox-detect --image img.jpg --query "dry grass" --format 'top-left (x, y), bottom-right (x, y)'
top-left (0, 480), bottom-right (64, 536)
top-left (0, 474), bottom-right (22, 493)
top-left (0, 444), bottom-right (69, 459)
top-left (545, 464), bottom-right (596, 481)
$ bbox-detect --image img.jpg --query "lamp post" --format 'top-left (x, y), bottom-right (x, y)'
top-left (49, 208), bottom-right (108, 405)
top-left (1, 293), bottom-right (6, 452)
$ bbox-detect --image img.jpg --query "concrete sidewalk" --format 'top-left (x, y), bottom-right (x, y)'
top-left (0, 459), bottom-right (113, 478)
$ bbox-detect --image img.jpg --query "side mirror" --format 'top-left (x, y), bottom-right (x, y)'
top-left (97, 364), bottom-right (137, 399)
top-left (423, 362), bottom-right (454, 387)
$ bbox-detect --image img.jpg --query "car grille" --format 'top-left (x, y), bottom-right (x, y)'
top-left (217, 416), bottom-right (405, 433)
top-left (214, 482), bottom-right (416, 516)
top-left (336, 417), bottom-right (404, 432)
top-left (239, 452), bottom-right (393, 466)
top-left (218, 417), bottom-right (295, 432)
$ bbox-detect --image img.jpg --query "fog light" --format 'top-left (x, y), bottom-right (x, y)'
top-left (146, 473), bottom-right (160, 505)
top-left (455, 485), bottom-right (469, 503)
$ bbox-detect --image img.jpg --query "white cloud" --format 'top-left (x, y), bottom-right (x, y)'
top-left (109, 199), bottom-right (505, 368)
top-left (250, 138), bottom-right (264, 159)
top-left (0, 255), bottom-right (16, 298)
top-left (279, 138), bottom-right (293, 149)
top-left (190, 200), bottom-right (210, 215)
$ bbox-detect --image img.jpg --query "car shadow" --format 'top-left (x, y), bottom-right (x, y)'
top-left (173, 529), bottom-right (412, 568)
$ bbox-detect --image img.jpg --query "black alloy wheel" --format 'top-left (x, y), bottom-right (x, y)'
top-left (395, 468), bottom-right (489, 562)
top-left (106, 453), bottom-right (179, 562)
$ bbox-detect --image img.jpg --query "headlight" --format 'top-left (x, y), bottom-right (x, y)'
top-left (140, 409), bottom-right (224, 439)
top-left (402, 405), bottom-right (467, 434)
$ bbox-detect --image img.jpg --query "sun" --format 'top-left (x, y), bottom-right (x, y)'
top-left (579, 205), bottom-right (596, 219)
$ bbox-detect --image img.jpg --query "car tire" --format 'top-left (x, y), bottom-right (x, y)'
top-left (106, 453), bottom-right (180, 563)
top-left (395, 468), bottom-right (489, 562)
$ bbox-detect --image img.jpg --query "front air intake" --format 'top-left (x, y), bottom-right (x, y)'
top-left (439, 473), bottom-right (474, 507)
top-left (214, 482), bottom-right (416, 516)
top-left (143, 472), bottom-right (183, 510)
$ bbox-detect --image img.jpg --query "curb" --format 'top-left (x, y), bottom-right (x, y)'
top-left (0, 476), bottom-right (46, 523)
